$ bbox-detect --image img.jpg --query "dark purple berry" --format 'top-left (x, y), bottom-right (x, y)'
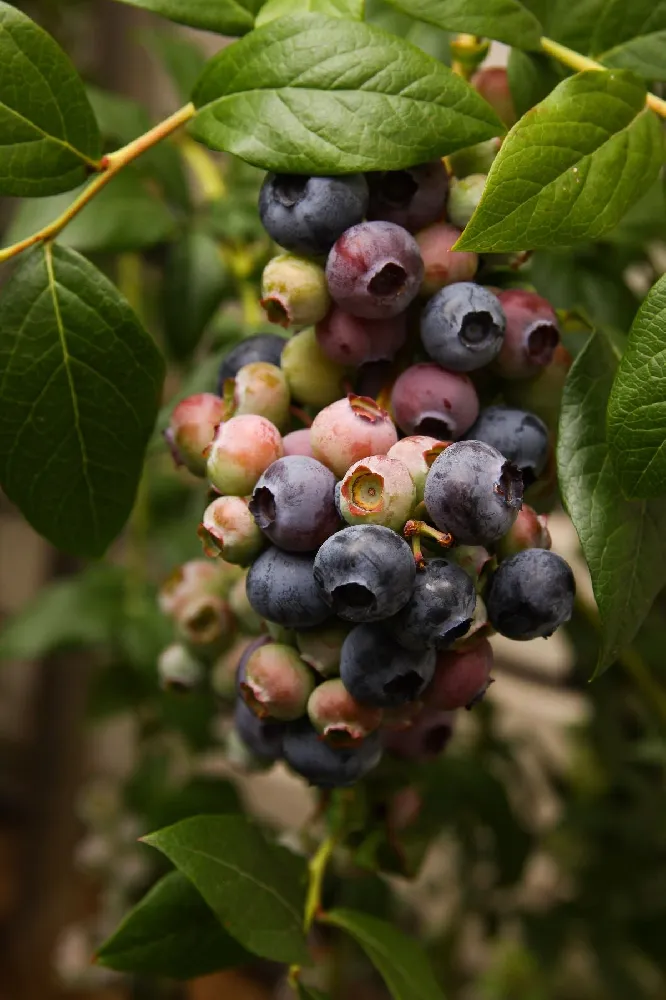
top-left (340, 623), bottom-right (436, 708)
top-left (465, 405), bottom-right (549, 487)
top-left (249, 456), bottom-right (340, 552)
top-left (282, 717), bottom-right (382, 787)
top-left (391, 363), bottom-right (479, 440)
top-left (384, 708), bottom-right (455, 760)
top-left (316, 307), bottom-right (407, 367)
top-left (234, 697), bottom-right (285, 761)
top-left (487, 549), bottom-right (575, 640)
top-left (246, 547), bottom-right (330, 629)
top-left (425, 638), bottom-right (494, 710)
top-left (366, 160), bottom-right (449, 232)
top-left (495, 289), bottom-right (560, 380)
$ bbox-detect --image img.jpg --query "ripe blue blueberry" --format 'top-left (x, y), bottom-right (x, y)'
top-left (249, 456), bottom-right (340, 552)
top-left (246, 546), bottom-right (330, 628)
top-left (421, 282), bottom-right (506, 372)
top-left (466, 405), bottom-right (549, 487)
top-left (282, 717), bottom-right (382, 787)
top-left (259, 173), bottom-right (369, 256)
top-left (340, 623), bottom-right (436, 707)
top-left (313, 525), bottom-right (416, 622)
top-left (486, 548), bottom-right (575, 640)
top-left (424, 439), bottom-right (523, 545)
top-left (387, 558), bottom-right (476, 651)
top-left (366, 160), bottom-right (449, 233)
top-left (217, 333), bottom-right (286, 391)
top-left (234, 697), bottom-right (285, 762)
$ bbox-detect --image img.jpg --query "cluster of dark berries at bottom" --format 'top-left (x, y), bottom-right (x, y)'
top-left (160, 102), bottom-right (576, 789)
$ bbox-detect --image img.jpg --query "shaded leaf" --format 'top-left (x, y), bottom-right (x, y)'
top-left (589, 1), bottom-right (666, 59)
top-left (298, 986), bottom-right (330, 1000)
top-left (607, 274), bottom-right (666, 498)
top-left (601, 32), bottom-right (666, 81)
top-left (557, 331), bottom-right (666, 674)
top-left (0, 245), bottom-right (164, 557)
top-left (507, 50), bottom-right (564, 118)
top-left (0, 2), bottom-right (100, 196)
top-left (256, 0), bottom-right (363, 25)
top-left (110, 0), bottom-right (263, 34)
top-left (382, 0), bottom-right (542, 48)
top-left (97, 872), bottom-right (251, 978)
top-left (364, 0), bottom-right (453, 63)
top-left (456, 71), bottom-right (663, 253)
top-left (324, 909), bottom-right (445, 1000)
top-left (191, 14), bottom-right (503, 174)
top-left (144, 814), bottom-right (310, 964)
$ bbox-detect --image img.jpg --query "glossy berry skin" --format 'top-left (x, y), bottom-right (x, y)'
top-left (240, 643), bottom-right (314, 721)
top-left (310, 394), bottom-right (398, 478)
top-left (391, 363), bottom-right (479, 440)
top-left (366, 160), bottom-right (449, 233)
top-left (387, 558), bottom-right (476, 651)
top-left (424, 440), bottom-right (523, 545)
top-left (258, 172), bottom-right (369, 256)
top-left (308, 678), bottom-right (383, 746)
top-left (447, 174), bottom-right (486, 230)
top-left (416, 223), bottom-right (478, 296)
top-left (281, 326), bottom-right (347, 408)
top-left (234, 698), bottom-right (285, 762)
top-left (282, 717), bottom-right (382, 787)
top-left (199, 495), bottom-right (265, 565)
top-left (246, 546), bottom-right (330, 629)
top-left (314, 525), bottom-right (415, 622)
top-left (339, 454), bottom-right (416, 531)
top-left (487, 548), bottom-right (575, 640)
top-left (387, 436), bottom-right (448, 503)
top-left (326, 221), bottom-right (424, 319)
top-left (421, 282), bottom-right (505, 372)
top-left (448, 137), bottom-right (501, 179)
top-left (384, 708), bottom-right (455, 760)
top-left (471, 67), bottom-right (517, 127)
top-left (217, 334), bottom-right (285, 391)
top-left (249, 456), bottom-right (340, 552)
top-left (282, 428), bottom-right (315, 458)
top-left (206, 414), bottom-right (283, 496)
top-left (425, 637), bottom-right (494, 710)
top-left (496, 504), bottom-right (551, 558)
top-left (316, 308), bottom-right (407, 367)
top-left (495, 289), bottom-right (560, 380)
top-left (260, 253), bottom-right (330, 328)
top-left (165, 393), bottom-right (224, 477)
top-left (296, 621), bottom-right (350, 678)
top-left (340, 623), bottom-right (436, 708)
top-left (158, 643), bottom-right (204, 693)
top-left (225, 362), bottom-right (290, 431)
top-left (465, 405), bottom-right (549, 487)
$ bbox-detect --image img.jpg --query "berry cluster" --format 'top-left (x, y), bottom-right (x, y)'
top-left (161, 112), bottom-right (576, 788)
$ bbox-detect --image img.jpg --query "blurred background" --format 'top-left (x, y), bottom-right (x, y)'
top-left (1, 2), bottom-right (666, 999)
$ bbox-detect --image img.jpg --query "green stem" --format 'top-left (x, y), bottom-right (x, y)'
top-left (540, 36), bottom-right (666, 119)
top-left (288, 833), bottom-right (337, 989)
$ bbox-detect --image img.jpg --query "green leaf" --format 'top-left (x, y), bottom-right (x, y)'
top-left (324, 909), bottom-right (445, 1000)
top-left (97, 872), bottom-right (251, 978)
top-left (191, 14), bottom-right (503, 173)
top-left (141, 30), bottom-right (207, 100)
top-left (601, 32), bottom-right (666, 81)
top-left (507, 50), bottom-right (564, 118)
top-left (557, 331), bottom-right (666, 674)
top-left (364, 0), bottom-right (453, 63)
top-left (143, 815), bottom-right (310, 965)
top-left (256, 0), bottom-right (363, 25)
top-left (382, 0), bottom-right (542, 48)
top-left (0, 2), bottom-right (101, 196)
top-left (589, 1), bottom-right (666, 59)
top-left (4, 172), bottom-right (176, 255)
top-left (0, 245), bottom-right (164, 557)
top-left (111, 0), bottom-right (263, 33)
top-left (162, 229), bottom-right (232, 362)
top-left (607, 275), bottom-right (666, 498)
top-left (0, 565), bottom-right (126, 661)
top-left (456, 71), bottom-right (664, 253)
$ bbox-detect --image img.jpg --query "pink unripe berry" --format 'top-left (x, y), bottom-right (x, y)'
top-left (316, 308), bottom-right (407, 367)
top-left (176, 593), bottom-right (235, 657)
top-left (387, 435), bottom-right (450, 502)
top-left (339, 454), bottom-right (416, 531)
top-left (158, 558), bottom-right (241, 617)
top-left (390, 363), bottom-right (479, 440)
top-left (387, 786), bottom-right (423, 831)
top-left (471, 67), bottom-right (517, 127)
top-left (224, 361), bottom-right (290, 430)
top-left (496, 504), bottom-right (551, 558)
top-left (310, 394), bottom-right (398, 478)
top-left (198, 495), bottom-right (265, 565)
top-left (283, 428), bottom-right (315, 458)
top-left (164, 393), bottom-right (224, 477)
top-left (212, 637), bottom-right (256, 699)
top-left (260, 253), bottom-right (330, 329)
top-left (426, 638), bottom-right (494, 711)
top-left (384, 708), bottom-right (455, 760)
top-left (416, 223), bottom-right (478, 296)
top-left (206, 414), bottom-right (283, 496)
top-left (240, 643), bottom-right (315, 721)
top-left (307, 678), bottom-right (382, 746)
top-left (495, 289), bottom-right (560, 380)
top-left (381, 701), bottom-right (424, 732)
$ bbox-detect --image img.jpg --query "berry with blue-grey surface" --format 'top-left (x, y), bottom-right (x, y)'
top-left (465, 405), bottom-right (549, 486)
top-left (340, 623), bottom-right (436, 708)
top-left (246, 546), bottom-right (330, 629)
top-left (217, 333), bottom-right (286, 391)
top-left (282, 717), bottom-right (383, 787)
top-left (421, 282), bottom-right (505, 372)
top-left (487, 548), bottom-right (575, 640)
top-left (387, 558), bottom-right (476, 651)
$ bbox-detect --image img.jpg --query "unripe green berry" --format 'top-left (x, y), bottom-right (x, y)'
top-left (176, 593), bottom-right (235, 659)
top-left (281, 327), bottom-right (347, 408)
top-left (339, 454), bottom-right (416, 531)
top-left (158, 643), bottom-right (204, 693)
top-left (212, 637), bottom-right (255, 700)
top-left (447, 174), bottom-right (487, 229)
top-left (240, 643), bottom-right (315, 721)
top-left (448, 138), bottom-right (501, 179)
top-left (295, 621), bottom-right (350, 678)
top-left (199, 495), bottom-right (265, 565)
top-left (228, 571), bottom-right (265, 634)
top-left (261, 253), bottom-right (331, 328)
top-left (224, 361), bottom-right (290, 431)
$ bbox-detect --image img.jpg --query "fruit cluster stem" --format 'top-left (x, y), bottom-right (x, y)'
top-left (288, 832), bottom-right (337, 988)
top-left (540, 36), bottom-right (666, 119)
top-left (0, 102), bottom-right (196, 266)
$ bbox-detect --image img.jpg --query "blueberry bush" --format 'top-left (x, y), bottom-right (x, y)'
top-left (1, 0), bottom-right (666, 996)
